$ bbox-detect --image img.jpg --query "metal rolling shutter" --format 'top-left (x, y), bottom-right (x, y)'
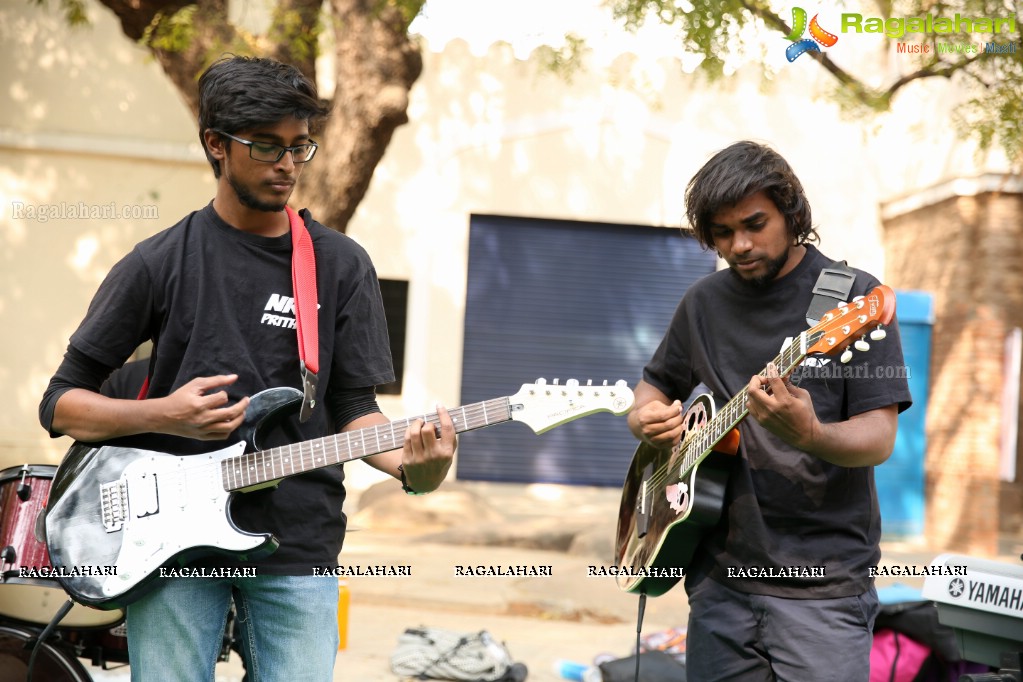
top-left (457, 214), bottom-right (714, 486)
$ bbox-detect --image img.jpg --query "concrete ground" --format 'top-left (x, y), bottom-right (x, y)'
top-left (72, 480), bottom-right (1021, 681)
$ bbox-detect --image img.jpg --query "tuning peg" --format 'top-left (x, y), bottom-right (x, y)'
top-left (870, 327), bottom-right (887, 341)
top-left (854, 339), bottom-right (870, 352)
top-left (553, 378), bottom-right (560, 386)
top-left (586, 379), bottom-right (593, 386)
top-left (566, 379), bottom-right (579, 387)
top-left (615, 380), bottom-right (627, 388)
top-left (602, 380), bottom-right (608, 386)
top-left (841, 349), bottom-right (853, 364)
top-left (852, 295), bottom-right (864, 302)
top-left (535, 378), bottom-right (546, 386)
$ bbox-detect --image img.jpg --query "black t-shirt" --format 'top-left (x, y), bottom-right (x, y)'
top-left (45, 204), bottom-right (394, 574)
top-left (643, 245), bottom-right (912, 598)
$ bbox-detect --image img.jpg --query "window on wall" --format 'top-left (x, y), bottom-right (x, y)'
top-left (378, 279), bottom-right (409, 395)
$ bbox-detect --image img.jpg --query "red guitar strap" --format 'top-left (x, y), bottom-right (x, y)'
top-left (286, 206), bottom-right (319, 422)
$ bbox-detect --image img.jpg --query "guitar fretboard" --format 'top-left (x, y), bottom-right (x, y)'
top-left (220, 397), bottom-right (512, 491)
top-left (675, 329), bottom-right (825, 476)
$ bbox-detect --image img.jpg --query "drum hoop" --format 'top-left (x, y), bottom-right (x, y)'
top-left (0, 580), bottom-right (126, 629)
top-left (0, 575), bottom-right (64, 589)
top-left (0, 464), bottom-right (58, 481)
top-left (0, 622), bottom-right (93, 681)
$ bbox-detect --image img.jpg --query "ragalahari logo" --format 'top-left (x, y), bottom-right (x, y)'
top-left (786, 7), bottom-right (839, 61)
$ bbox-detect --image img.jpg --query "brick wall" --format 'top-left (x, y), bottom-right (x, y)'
top-left (884, 190), bottom-right (1023, 555)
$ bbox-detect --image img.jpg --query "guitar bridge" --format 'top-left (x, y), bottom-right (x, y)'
top-left (100, 479), bottom-right (129, 533)
top-left (636, 462), bottom-right (652, 538)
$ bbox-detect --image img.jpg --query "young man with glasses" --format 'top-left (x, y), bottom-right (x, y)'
top-left (40, 55), bottom-right (456, 681)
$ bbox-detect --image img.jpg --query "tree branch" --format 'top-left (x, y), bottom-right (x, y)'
top-left (884, 52), bottom-right (988, 94)
top-left (93, 0), bottom-right (192, 41)
top-left (266, 0), bottom-right (323, 79)
top-left (95, 0), bottom-right (240, 116)
top-left (737, 0), bottom-right (987, 111)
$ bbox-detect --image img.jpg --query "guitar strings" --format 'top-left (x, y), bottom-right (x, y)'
top-left (119, 399), bottom-right (512, 496)
top-left (641, 325), bottom-right (818, 492)
top-left (640, 359), bottom-right (781, 494)
top-left (119, 376), bottom-right (625, 493)
top-left (638, 299), bottom-right (873, 493)
top-left (220, 381), bottom-right (625, 490)
top-left (641, 325), bottom-right (831, 493)
top-left (221, 398), bottom-right (512, 491)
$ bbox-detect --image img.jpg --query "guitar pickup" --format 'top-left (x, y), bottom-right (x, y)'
top-left (132, 472), bottom-right (160, 518)
top-left (100, 480), bottom-right (129, 533)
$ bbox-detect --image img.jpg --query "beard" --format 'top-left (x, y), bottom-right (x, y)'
top-left (730, 250), bottom-right (790, 288)
top-left (228, 174), bottom-right (288, 213)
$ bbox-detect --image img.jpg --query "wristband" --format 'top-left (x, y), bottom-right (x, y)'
top-left (398, 465), bottom-right (428, 495)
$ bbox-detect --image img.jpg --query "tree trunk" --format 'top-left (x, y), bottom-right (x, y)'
top-left (296, 0), bottom-right (423, 232)
top-left (94, 0), bottom-right (424, 233)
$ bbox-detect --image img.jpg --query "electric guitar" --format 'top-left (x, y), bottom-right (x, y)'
top-left (614, 285), bottom-right (897, 596)
top-left (45, 379), bottom-right (634, 609)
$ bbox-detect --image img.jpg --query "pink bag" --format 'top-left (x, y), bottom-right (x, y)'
top-left (870, 629), bottom-right (933, 682)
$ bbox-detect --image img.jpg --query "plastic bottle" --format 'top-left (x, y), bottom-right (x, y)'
top-left (337, 578), bottom-right (349, 651)
top-left (553, 659), bottom-right (602, 681)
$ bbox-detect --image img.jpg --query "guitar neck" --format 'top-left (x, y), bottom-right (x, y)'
top-left (677, 330), bottom-right (817, 474)
top-left (221, 397), bottom-right (513, 491)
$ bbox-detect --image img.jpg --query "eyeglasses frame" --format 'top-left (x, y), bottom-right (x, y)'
top-left (213, 130), bottom-right (319, 164)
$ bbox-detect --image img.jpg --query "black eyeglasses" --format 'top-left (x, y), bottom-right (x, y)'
top-left (215, 130), bottom-right (318, 163)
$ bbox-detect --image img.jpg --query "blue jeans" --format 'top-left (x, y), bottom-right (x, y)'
top-left (126, 575), bottom-right (339, 682)
top-left (685, 577), bottom-right (879, 682)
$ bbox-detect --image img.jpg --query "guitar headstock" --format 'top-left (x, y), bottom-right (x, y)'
top-left (806, 285), bottom-right (896, 362)
top-left (508, 379), bottom-right (634, 434)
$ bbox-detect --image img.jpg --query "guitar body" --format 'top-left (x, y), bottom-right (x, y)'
top-left (44, 387), bottom-right (302, 610)
top-left (614, 394), bottom-right (739, 596)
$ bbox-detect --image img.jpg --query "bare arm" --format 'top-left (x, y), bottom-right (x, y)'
top-left (746, 363), bottom-right (898, 467)
top-left (359, 406), bottom-right (457, 493)
top-left (626, 379), bottom-right (685, 448)
top-left (51, 375), bottom-right (249, 443)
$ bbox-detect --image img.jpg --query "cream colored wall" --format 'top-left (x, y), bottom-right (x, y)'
top-left (347, 40), bottom-right (899, 421)
top-left (0, 1), bottom-right (216, 469)
top-left (0, 0), bottom-right (986, 484)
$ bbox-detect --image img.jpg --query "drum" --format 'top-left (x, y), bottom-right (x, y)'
top-left (0, 464), bottom-right (123, 629)
top-left (64, 605), bottom-right (236, 670)
top-left (62, 622), bottom-right (129, 669)
top-left (0, 623), bottom-right (92, 682)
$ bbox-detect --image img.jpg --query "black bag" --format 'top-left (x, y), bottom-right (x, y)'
top-left (874, 599), bottom-right (960, 662)
top-left (872, 598), bottom-right (992, 681)
top-left (598, 650), bottom-right (686, 682)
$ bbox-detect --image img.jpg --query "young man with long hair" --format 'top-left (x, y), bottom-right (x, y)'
top-left (628, 140), bottom-right (912, 680)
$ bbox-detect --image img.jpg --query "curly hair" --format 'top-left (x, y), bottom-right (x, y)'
top-left (684, 141), bottom-right (818, 248)
top-left (197, 55), bottom-right (331, 178)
